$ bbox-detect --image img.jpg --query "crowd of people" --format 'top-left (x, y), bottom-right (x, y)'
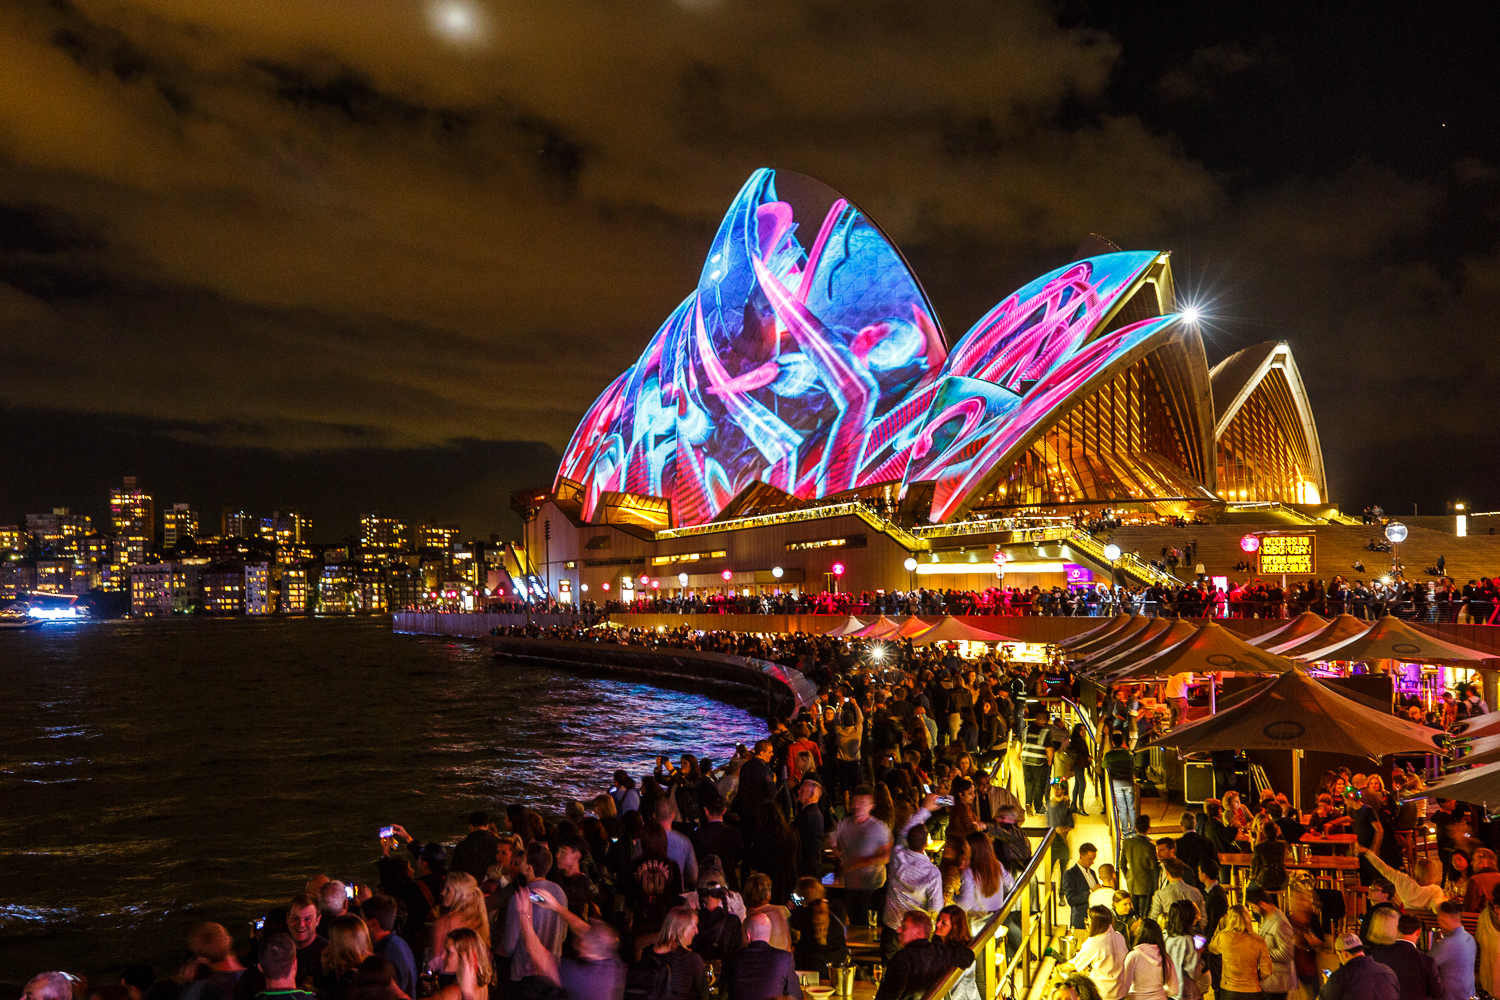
top-left (22, 617), bottom-right (1500, 1000)
top-left (588, 574), bottom-right (1500, 624)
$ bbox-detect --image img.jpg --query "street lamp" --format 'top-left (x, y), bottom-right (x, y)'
top-left (772, 566), bottom-right (784, 579)
top-left (1103, 542), bottom-right (1121, 602)
top-left (831, 561), bottom-right (845, 593)
top-left (678, 571), bottom-right (689, 589)
top-left (903, 555), bottom-right (917, 590)
top-left (1385, 521), bottom-right (1408, 576)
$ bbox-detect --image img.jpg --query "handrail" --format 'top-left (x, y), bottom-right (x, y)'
top-left (1061, 692), bottom-right (1120, 880)
top-left (1067, 529), bottom-right (1183, 588)
top-left (920, 827), bottom-right (1060, 1000)
top-left (653, 500), bottom-right (927, 550)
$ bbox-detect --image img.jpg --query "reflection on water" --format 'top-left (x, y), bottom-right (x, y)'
top-left (0, 616), bottom-right (766, 985)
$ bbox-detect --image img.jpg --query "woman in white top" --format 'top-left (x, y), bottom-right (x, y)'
top-left (1071, 906), bottom-right (1129, 1000)
top-left (1122, 918), bottom-right (1180, 1000)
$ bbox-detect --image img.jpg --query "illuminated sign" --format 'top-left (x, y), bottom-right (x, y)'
top-left (1258, 534), bottom-right (1315, 576)
top-left (1065, 564), bottom-right (1093, 584)
top-left (650, 549), bottom-right (728, 566)
top-left (786, 535), bottom-right (867, 551)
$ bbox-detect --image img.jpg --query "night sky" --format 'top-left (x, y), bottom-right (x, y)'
top-left (2, 1), bottom-right (1495, 540)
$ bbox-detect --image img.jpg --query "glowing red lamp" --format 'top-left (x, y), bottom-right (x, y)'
top-left (720, 569), bottom-right (733, 582)
top-left (1240, 534), bottom-right (1260, 554)
top-left (831, 562), bottom-right (846, 577)
top-left (651, 580), bottom-right (660, 590)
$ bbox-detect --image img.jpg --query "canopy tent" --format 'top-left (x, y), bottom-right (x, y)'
top-left (1447, 733), bottom-right (1500, 770)
top-left (1455, 711), bottom-right (1500, 741)
top-left (1246, 611), bottom-right (1328, 648)
top-left (1405, 759), bottom-right (1500, 808)
top-left (1074, 617), bottom-right (1173, 669)
top-left (1266, 614), bottom-right (1369, 657)
top-left (1298, 615), bottom-right (1500, 665)
top-left (1084, 620), bottom-right (1198, 678)
top-left (1064, 615), bottom-right (1153, 657)
top-left (1110, 621), bottom-right (1302, 681)
top-left (824, 615), bottom-right (868, 637)
top-left (895, 616), bottom-right (935, 638)
top-left (852, 615), bottom-right (902, 639)
top-left (1057, 613), bottom-right (1132, 649)
top-left (1142, 668), bottom-right (1443, 758)
top-left (910, 615), bottom-right (1015, 644)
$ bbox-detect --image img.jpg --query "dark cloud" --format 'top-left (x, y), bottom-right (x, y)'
top-left (0, 0), bottom-right (1493, 531)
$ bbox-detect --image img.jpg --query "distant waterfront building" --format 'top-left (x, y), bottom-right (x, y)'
top-left (386, 566), bottom-right (421, 610)
top-left (221, 508), bottom-right (250, 538)
top-left (361, 514), bottom-right (408, 560)
top-left (35, 559), bottom-right (73, 594)
top-left (26, 509), bottom-right (92, 555)
top-left (245, 561), bottom-right (273, 614)
top-left (163, 504), bottom-right (199, 548)
top-left (356, 566), bottom-right (387, 611)
top-left (260, 509), bottom-right (312, 548)
top-left (111, 476), bottom-right (154, 546)
top-left (201, 564), bottom-right (244, 613)
top-left (280, 565), bottom-right (312, 614)
top-left (418, 522), bottom-right (460, 553)
top-left (0, 561), bottom-right (37, 598)
top-left (129, 562), bottom-right (205, 615)
top-left (318, 563), bottom-right (353, 613)
top-left (0, 525), bottom-right (24, 552)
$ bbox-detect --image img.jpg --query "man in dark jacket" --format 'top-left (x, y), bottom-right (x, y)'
top-left (1174, 812), bottom-right (1216, 891)
top-left (736, 741), bottom-right (778, 828)
top-left (1061, 844), bottom-right (1100, 929)
top-left (793, 779), bottom-right (825, 879)
top-left (1321, 933), bottom-right (1399, 1000)
top-left (726, 913), bottom-right (801, 999)
top-left (1368, 914), bottom-right (1444, 1000)
top-left (451, 811), bottom-right (502, 883)
top-left (874, 911), bottom-right (973, 1000)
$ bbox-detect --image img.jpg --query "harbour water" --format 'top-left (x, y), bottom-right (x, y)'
top-left (0, 616), bottom-right (766, 986)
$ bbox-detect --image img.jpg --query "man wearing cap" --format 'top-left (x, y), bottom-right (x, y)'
top-left (1322, 932), bottom-right (1399, 1000)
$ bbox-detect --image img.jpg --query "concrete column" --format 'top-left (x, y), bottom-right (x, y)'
top-left (1484, 669), bottom-right (1499, 714)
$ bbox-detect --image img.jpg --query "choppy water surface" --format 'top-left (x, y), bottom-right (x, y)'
top-left (0, 616), bottom-right (766, 986)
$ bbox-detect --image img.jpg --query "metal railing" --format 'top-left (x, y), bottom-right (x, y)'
top-left (653, 499), bottom-right (926, 549)
top-left (1060, 693), bottom-right (1119, 865)
top-left (1066, 529), bottom-right (1183, 588)
top-left (920, 827), bottom-right (1060, 1000)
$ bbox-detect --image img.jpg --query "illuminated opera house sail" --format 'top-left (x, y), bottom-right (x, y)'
top-left (552, 169), bottom-right (1325, 531)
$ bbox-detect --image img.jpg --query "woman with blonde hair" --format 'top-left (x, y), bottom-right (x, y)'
top-left (646, 905), bottom-right (707, 1000)
top-left (322, 913), bottom-right (374, 1000)
top-left (431, 871), bottom-right (490, 965)
top-left (1365, 905), bottom-right (1402, 946)
top-left (1208, 904), bottom-right (1271, 1000)
top-left (433, 927), bottom-right (492, 1000)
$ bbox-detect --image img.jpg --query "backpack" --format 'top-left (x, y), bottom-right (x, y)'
top-left (623, 950), bottom-right (673, 1000)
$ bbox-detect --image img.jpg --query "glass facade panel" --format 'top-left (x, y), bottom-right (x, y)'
top-left (1215, 367), bottom-right (1315, 503)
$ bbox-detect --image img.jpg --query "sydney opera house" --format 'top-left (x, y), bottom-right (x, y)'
top-left (511, 169), bottom-right (1330, 600)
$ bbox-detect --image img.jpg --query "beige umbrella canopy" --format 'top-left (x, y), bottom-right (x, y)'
top-left (852, 615), bottom-right (902, 639)
top-left (1447, 734), bottom-right (1500, 770)
top-left (1266, 613), bottom-right (1370, 657)
top-left (1298, 615), bottom-right (1500, 665)
top-left (1405, 760), bottom-right (1500, 808)
top-left (1143, 668), bottom-right (1444, 757)
top-left (1455, 711), bottom-right (1500, 741)
top-left (910, 615), bottom-right (1015, 644)
top-left (824, 615), bottom-right (868, 637)
top-left (1058, 613), bottom-right (1132, 649)
top-left (1074, 617), bottom-right (1173, 668)
top-left (1112, 620), bottom-right (1302, 681)
top-left (1066, 615), bottom-right (1153, 657)
top-left (1085, 620), bottom-right (1198, 679)
top-left (1246, 611), bottom-right (1328, 648)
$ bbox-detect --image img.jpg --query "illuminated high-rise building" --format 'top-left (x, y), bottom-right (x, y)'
top-left (361, 514), bottom-right (408, 558)
top-left (163, 504), bottom-right (199, 548)
top-left (111, 477), bottom-right (154, 567)
top-left (25, 509), bottom-right (92, 555)
top-left (221, 508), bottom-right (250, 538)
top-left (418, 522), bottom-right (460, 552)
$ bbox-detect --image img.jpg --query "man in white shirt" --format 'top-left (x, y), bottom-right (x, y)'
top-left (1164, 673), bottom-right (1194, 728)
top-left (881, 793), bottom-right (944, 959)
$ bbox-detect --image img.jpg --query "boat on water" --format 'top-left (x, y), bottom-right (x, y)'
top-left (0, 613), bottom-right (43, 631)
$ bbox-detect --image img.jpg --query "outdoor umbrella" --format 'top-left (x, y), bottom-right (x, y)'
top-left (1073, 617), bottom-right (1173, 668)
top-left (1405, 760), bottom-right (1500, 809)
top-left (1142, 668), bottom-right (1443, 757)
top-left (1084, 620), bottom-right (1197, 678)
top-left (823, 615), bottom-right (868, 637)
top-left (895, 616), bottom-right (934, 639)
top-left (1455, 711), bottom-right (1500, 741)
top-left (1266, 614), bottom-right (1370, 657)
top-left (1057, 613), bottom-right (1132, 649)
top-left (1446, 733), bottom-right (1500, 770)
top-left (852, 615), bottom-right (902, 639)
top-left (1065, 615), bottom-right (1153, 657)
top-left (1110, 621), bottom-right (1302, 681)
top-left (910, 615), bottom-right (1015, 644)
top-left (1246, 611), bottom-right (1328, 648)
top-left (1297, 615), bottom-right (1500, 665)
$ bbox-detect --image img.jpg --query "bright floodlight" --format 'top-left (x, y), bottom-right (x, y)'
top-left (903, 557), bottom-right (918, 572)
top-left (1182, 305), bottom-right (1202, 325)
top-left (1103, 543), bottom-right (1122, 561)
top-left (428, 0), bottom-right (489, 46)
top-left (772, 566), bottom-right (784, 579)
top-left (678, 572), bottom-right (689, 586)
